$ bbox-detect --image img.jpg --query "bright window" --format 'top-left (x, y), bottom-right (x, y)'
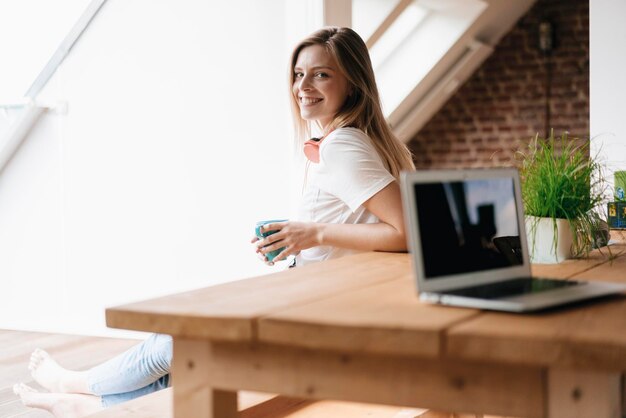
top-left (352, 0), bottom-right (487, 117)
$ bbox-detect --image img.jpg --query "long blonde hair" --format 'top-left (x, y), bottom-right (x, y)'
top-left (289, 27), bottom-right (415, 178)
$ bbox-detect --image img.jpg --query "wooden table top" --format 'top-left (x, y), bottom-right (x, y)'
top-left (106, 231), bottom-right (626, 370)
top-left (449, 232), bottom-right (626, 370)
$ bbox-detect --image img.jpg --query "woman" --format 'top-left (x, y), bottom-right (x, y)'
top-left (14, 26), bottom-right (414, 417)
top-left (256, 26), bottom-right (414, 266)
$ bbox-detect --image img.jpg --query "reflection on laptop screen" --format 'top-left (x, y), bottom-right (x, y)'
top-left (414, 178), bottom-right (522, 279)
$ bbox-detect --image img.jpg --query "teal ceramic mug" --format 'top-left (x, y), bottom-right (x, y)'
top-left (255, 219), bottom-right (288, 262)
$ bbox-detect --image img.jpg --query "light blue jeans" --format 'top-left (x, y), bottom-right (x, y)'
top-left (87, 333), bottom-right (172, 407)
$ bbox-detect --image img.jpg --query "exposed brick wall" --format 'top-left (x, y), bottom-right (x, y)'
top-left (408, 0), bottom-right (589, 169)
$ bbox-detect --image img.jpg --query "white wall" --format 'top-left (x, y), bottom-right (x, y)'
top-left (0, 0), bottom-right (90, 102)
top-left (0, 0), bottom-right (306, 337)
top-left (590, 0), bottom-right (626, 198)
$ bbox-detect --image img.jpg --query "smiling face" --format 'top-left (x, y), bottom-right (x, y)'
top-left (292, 44), bottom-right (351, 130)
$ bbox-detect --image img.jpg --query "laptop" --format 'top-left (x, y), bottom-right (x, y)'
top-left (400, 168), bottom-right (626, 312)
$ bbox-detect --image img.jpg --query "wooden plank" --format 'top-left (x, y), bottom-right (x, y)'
top-left (531, 234), bottom-right (626, 279)
top-left (101, 390), bottom-right (308, 418)
top-left (89, 388), bottom-right (172, 417)
top-left (197, 341), bottom-right (544, 418)
top-left (106, 252), bottom-right (409, 341)
top-left (239, 395), bottom-right (311, 418)
top-left (88, 387), bottom-right (429, 418)
top-left (447, 243), bottom-right (626, 370)
top-left (571, 247), bottom-right (626, 282)
top-left (0, 330), bottom-right (138, 418)
top-left (547, 369), bottom-right (621, 418)
top-left (416, 413), bottom-right (509, 418)
top-left (623, 374), bottom-right (626, 418)
top-left (212, 390), bottom-right (238, 418)
top-left (531, 255), bottom-right (610, 279)
top-left (87, 388), bottom-right (300, 417)
top-left (0, 397), bottom-right (35, 416)
top-left (446, 297), bottom-right (626, 370)
top-left (12, 410), bottom-right (50, 417)
top-left (259, 277), bottom-right (479, 357)
top-left (268, 401), bottom-right (427, 418)
top-left (0, 331), bottom-right (139, 367)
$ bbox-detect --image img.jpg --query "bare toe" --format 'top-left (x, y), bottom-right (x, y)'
top-left (13, 383), bottom-right (37, 396)
top-left (29, 349), bottom-right (47, 371)
top-left (12, 383), bottom-right (22, 395)
top-left (34, 348), bottom-right (49, 362)
top-left (30, 350), bottom-right (66, 392)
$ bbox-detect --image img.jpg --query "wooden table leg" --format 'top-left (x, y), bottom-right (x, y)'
top-left (547, 369), bottom-right (621, 418)
top-left (172, 338), bottom-right (238, 418)
top-left (623, 374), bottom-right (626, 417)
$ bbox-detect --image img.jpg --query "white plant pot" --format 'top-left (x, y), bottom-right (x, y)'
top-left (525, 216), bottom-right (574, 264)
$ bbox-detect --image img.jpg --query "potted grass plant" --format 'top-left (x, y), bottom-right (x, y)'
top-left (517, 130), bottom-right (607, 263)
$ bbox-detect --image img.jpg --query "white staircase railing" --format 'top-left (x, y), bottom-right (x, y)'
top-left (0, 0), bottom-right (108, 174)
top-left (0, 100), bottom-right (44, 170)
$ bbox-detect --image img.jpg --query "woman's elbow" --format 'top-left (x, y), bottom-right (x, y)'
top-left (393, 230), bottom-right (408, 252)
top-left (372, 221), bottom-right (408, 252)
top-left (381, 229), bottom-right (408, 252)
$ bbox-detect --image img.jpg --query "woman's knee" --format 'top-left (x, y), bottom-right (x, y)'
top-left (142, 334), bottom-right (173, 374)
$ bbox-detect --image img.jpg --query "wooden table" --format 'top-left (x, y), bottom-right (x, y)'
top-left (106, 232), bottom-right (626, 418)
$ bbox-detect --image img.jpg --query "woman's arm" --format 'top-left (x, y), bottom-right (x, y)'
top-left (316, 181), bottom-right (406, 251)
top-left (257, 181), bottom-right (407, 262)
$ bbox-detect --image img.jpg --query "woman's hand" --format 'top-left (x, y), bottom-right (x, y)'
top-left (250, 235), bottom-right (272, 265)
top-left (252, 221), bottom-right (322, 264)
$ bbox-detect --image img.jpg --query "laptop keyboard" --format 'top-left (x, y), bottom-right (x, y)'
top-left (443, 277), bottom-right (584, 300)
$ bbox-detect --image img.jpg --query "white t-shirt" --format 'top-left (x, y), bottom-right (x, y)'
top-left (295, 127), bottom-right (395, 266)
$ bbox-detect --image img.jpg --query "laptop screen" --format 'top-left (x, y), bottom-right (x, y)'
top-left (413, 177), bottom-right (523, 279)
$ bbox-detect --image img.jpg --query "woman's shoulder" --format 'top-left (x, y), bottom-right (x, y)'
top-left (324, 127), bottom-right (373, 149)
top-left (328, 127), bottom-right (369, 141)
top-left (319, 127), bottom-right (379, 166)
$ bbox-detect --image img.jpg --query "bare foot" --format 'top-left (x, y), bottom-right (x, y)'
top-left (13, 383), bottom-right (103, 418)
top-left (29, 349), bottom-right (90, 394)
